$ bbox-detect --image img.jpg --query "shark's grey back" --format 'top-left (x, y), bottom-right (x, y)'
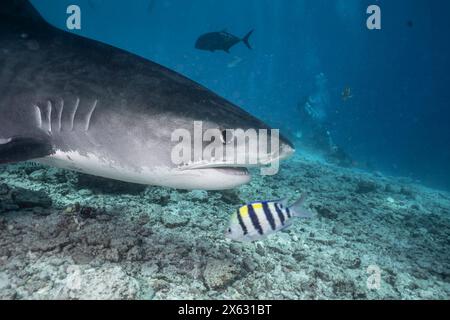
top-left (0, 0), bottom-right (267, 131)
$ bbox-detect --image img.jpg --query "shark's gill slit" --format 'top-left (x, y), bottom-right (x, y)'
top-left (33, 104), bottom-right (42, 128)
top-left (85, 99), bottom-right (98, 132)
top-left (70, 97), bottom-right (80, 131)
top-left (46, 100), bottom-right (52, 132)
top-left (56, 98), bottom-right (63, 132)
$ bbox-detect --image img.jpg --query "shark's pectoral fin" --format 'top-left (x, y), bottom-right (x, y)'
top-left (0, 136), bottom-right (54, 164)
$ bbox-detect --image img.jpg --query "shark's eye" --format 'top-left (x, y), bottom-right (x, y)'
top-left (228, 228), bottom-right (232, 233)
top-left (221, 129), bottom-right (234, 145)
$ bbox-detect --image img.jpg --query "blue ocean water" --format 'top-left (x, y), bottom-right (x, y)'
top-left (31, 0), bottom-right (450, 190)
top-left (1, 1), bottom-right (450, 300)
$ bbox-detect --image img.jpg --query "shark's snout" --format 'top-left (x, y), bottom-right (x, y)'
top-left (279, 140), bottom-right (296, 160)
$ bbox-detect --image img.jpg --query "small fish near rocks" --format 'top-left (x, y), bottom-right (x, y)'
top-left (226, 194), bottom-right (314, 242)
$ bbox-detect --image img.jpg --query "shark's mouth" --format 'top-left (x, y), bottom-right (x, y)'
top-left (210, 167), bottom-right (250, 176)
top-left (177, 151), bottom-right (283, 171)
top-left (175, 144), bottom-right (295, 180)
top-left (177, 160), bottom-right (250, 176)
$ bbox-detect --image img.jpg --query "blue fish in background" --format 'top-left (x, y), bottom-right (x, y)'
top-left (195, 29), bottom-right (254, 53)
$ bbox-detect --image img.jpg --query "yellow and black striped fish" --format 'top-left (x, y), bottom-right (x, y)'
top-left (225, 194), bottom-right (313, 242)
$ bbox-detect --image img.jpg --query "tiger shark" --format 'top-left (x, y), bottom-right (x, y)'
top-left (0, 0), bottom-right (294, 190)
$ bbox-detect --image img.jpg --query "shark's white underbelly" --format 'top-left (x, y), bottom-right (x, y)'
top-left (35, 150), bottom-right (250, 190)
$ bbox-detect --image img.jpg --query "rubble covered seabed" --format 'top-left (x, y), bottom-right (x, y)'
top-left (0, 155), bottom-right (449, 299)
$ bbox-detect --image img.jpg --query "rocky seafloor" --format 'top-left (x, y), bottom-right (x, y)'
top-left (0, 155), bottom-right (449, 300)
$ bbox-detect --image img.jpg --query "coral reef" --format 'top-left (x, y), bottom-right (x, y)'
top-left (0, 156), bottom-right (449, 300)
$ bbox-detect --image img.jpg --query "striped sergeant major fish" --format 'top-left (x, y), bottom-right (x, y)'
top-left (225, 195), bottom-right (314, 242)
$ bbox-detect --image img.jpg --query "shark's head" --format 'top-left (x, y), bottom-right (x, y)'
top-left (157, 93), bottom-right (295, 190)
top-left (92, 69), bottom-right (298, 190)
